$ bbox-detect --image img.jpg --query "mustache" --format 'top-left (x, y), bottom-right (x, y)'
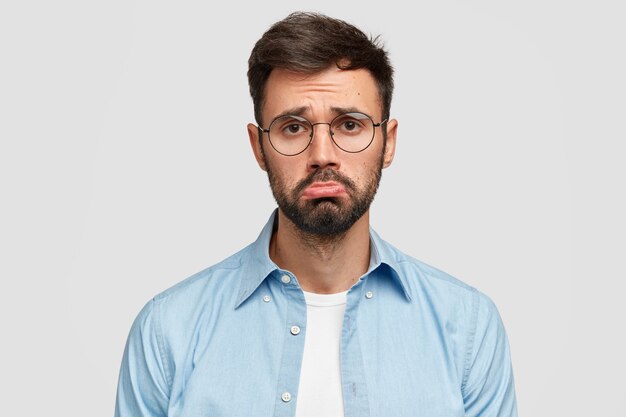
top-left (292, 169), bottom-right (357, 196)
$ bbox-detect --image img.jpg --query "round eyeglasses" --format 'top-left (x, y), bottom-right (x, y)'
top-left (259, 112), bottom-right (387, 156)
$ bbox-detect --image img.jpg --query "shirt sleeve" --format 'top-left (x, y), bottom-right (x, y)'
top-left (461, 291), bottom-right (518, 417)
top-left (115, 299), bottom-right (171, 417)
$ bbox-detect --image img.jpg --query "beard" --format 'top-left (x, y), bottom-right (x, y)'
top-left (263, 151), bottom-right (383, 237)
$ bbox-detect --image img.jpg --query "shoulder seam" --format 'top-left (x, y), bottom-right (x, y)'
top-left (153, 298), bottom-right (173, 390)
top-left (154, 259), bottom-right (243, 302)
top-left (396, 259), bottom-right (474, 292)
top-left (461, 288), bottom-right (480, 394)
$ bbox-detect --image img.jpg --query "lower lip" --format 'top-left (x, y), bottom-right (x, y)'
top-left (302, 184), bottom-right (347, 199)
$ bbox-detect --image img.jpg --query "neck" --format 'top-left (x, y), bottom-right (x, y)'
top-left (269, 209), bottom-right (371, 294)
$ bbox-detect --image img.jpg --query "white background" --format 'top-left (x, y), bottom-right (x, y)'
top-left (1, 0), bottom-right (624, 416)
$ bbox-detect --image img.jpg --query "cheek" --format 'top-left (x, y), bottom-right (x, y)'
top-left (351, 152), bottom-right (382, 178)
top-left (267, 159), bottom-right (301, 188)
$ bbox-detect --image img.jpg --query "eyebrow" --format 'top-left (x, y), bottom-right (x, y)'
top-left (269, 105), bottom-right (372, 122)
top-left (272, 106), bottom-right (310, 121)
top-left (329, 106), bottom-right (369, 117)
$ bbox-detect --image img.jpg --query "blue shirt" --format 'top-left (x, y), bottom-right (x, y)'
top-left (115, 212), bottom-right (517, 417)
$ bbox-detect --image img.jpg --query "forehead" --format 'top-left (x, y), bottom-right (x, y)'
top-left (262, 66), bottom-right (381, 122)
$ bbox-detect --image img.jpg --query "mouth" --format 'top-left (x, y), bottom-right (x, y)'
top-left (301, 181), bottom-right (347, 199)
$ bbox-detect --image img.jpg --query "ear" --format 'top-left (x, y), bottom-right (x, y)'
top-left (382, 118), bottom-right (398, 169)
top-left (247, 123), bottom-right (267, 171)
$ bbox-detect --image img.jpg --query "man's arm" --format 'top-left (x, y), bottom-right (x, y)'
top-left (462, 292), bottom-right (518, 417)
top-left (115, 299), bottom-right (170, 417)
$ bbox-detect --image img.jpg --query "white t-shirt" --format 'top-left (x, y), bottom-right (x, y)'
top-left (295, 290), bottom-right (348, 417)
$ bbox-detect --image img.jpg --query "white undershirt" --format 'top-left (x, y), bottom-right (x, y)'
top-left (295, 290), bottom-right (348, 417)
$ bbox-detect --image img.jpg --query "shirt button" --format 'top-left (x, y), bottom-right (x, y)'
top-left (281, 275), bottom-right (291, 284)
top-left (365, 291), bottom-right (374, 299)
top-left (263, 295), bottom-right (271, 303)
top-left (281, 391), bottom-right (292, 402)
top-left (290, 325), bottom-right (301, 335)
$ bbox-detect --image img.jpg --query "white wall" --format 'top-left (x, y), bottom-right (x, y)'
top-left (1, 0), bottom-right (624, 415)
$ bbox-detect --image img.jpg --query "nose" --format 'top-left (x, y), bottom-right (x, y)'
top-left (307, 122), bottom-right (341, 171)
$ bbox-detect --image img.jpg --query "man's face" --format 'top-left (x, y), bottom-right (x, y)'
top-left (247, 66), bottom-right (397, 236)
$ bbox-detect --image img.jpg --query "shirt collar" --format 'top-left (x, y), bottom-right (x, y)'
top-left (235, 210), bottom-right (412, 308)
top-left (368, 226), bottom-right (412, 302)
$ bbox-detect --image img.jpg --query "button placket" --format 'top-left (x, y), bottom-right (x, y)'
top-left (272, 271), bottom-right (306, 414)
top-left (340, 277), bottom-right (372, 416)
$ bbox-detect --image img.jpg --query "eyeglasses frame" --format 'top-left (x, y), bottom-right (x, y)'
top-left (258, 112), bottom-right (388, 156)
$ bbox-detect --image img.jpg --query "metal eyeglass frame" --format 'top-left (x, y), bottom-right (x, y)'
top-left (258, 112), bottom-right (388, 156)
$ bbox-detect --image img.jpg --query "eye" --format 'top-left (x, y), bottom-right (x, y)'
top-left (284, 123), bottom-right (305, 135)
top-left (333, 115), bottom-right (366, 135)
top-left (342, 120), bottom-right (358, 131)
top-left (271, 116), bottom-right (311, 138)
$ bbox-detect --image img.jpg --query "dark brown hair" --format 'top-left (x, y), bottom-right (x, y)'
top-left (248, 12), bottom-right (394, 125)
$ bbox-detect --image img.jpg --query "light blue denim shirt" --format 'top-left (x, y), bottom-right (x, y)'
top-left (115, 212), bottom-right (517, 417)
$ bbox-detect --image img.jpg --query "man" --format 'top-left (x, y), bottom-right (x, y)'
top-left (115, 12), bottom-right (517, 417)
